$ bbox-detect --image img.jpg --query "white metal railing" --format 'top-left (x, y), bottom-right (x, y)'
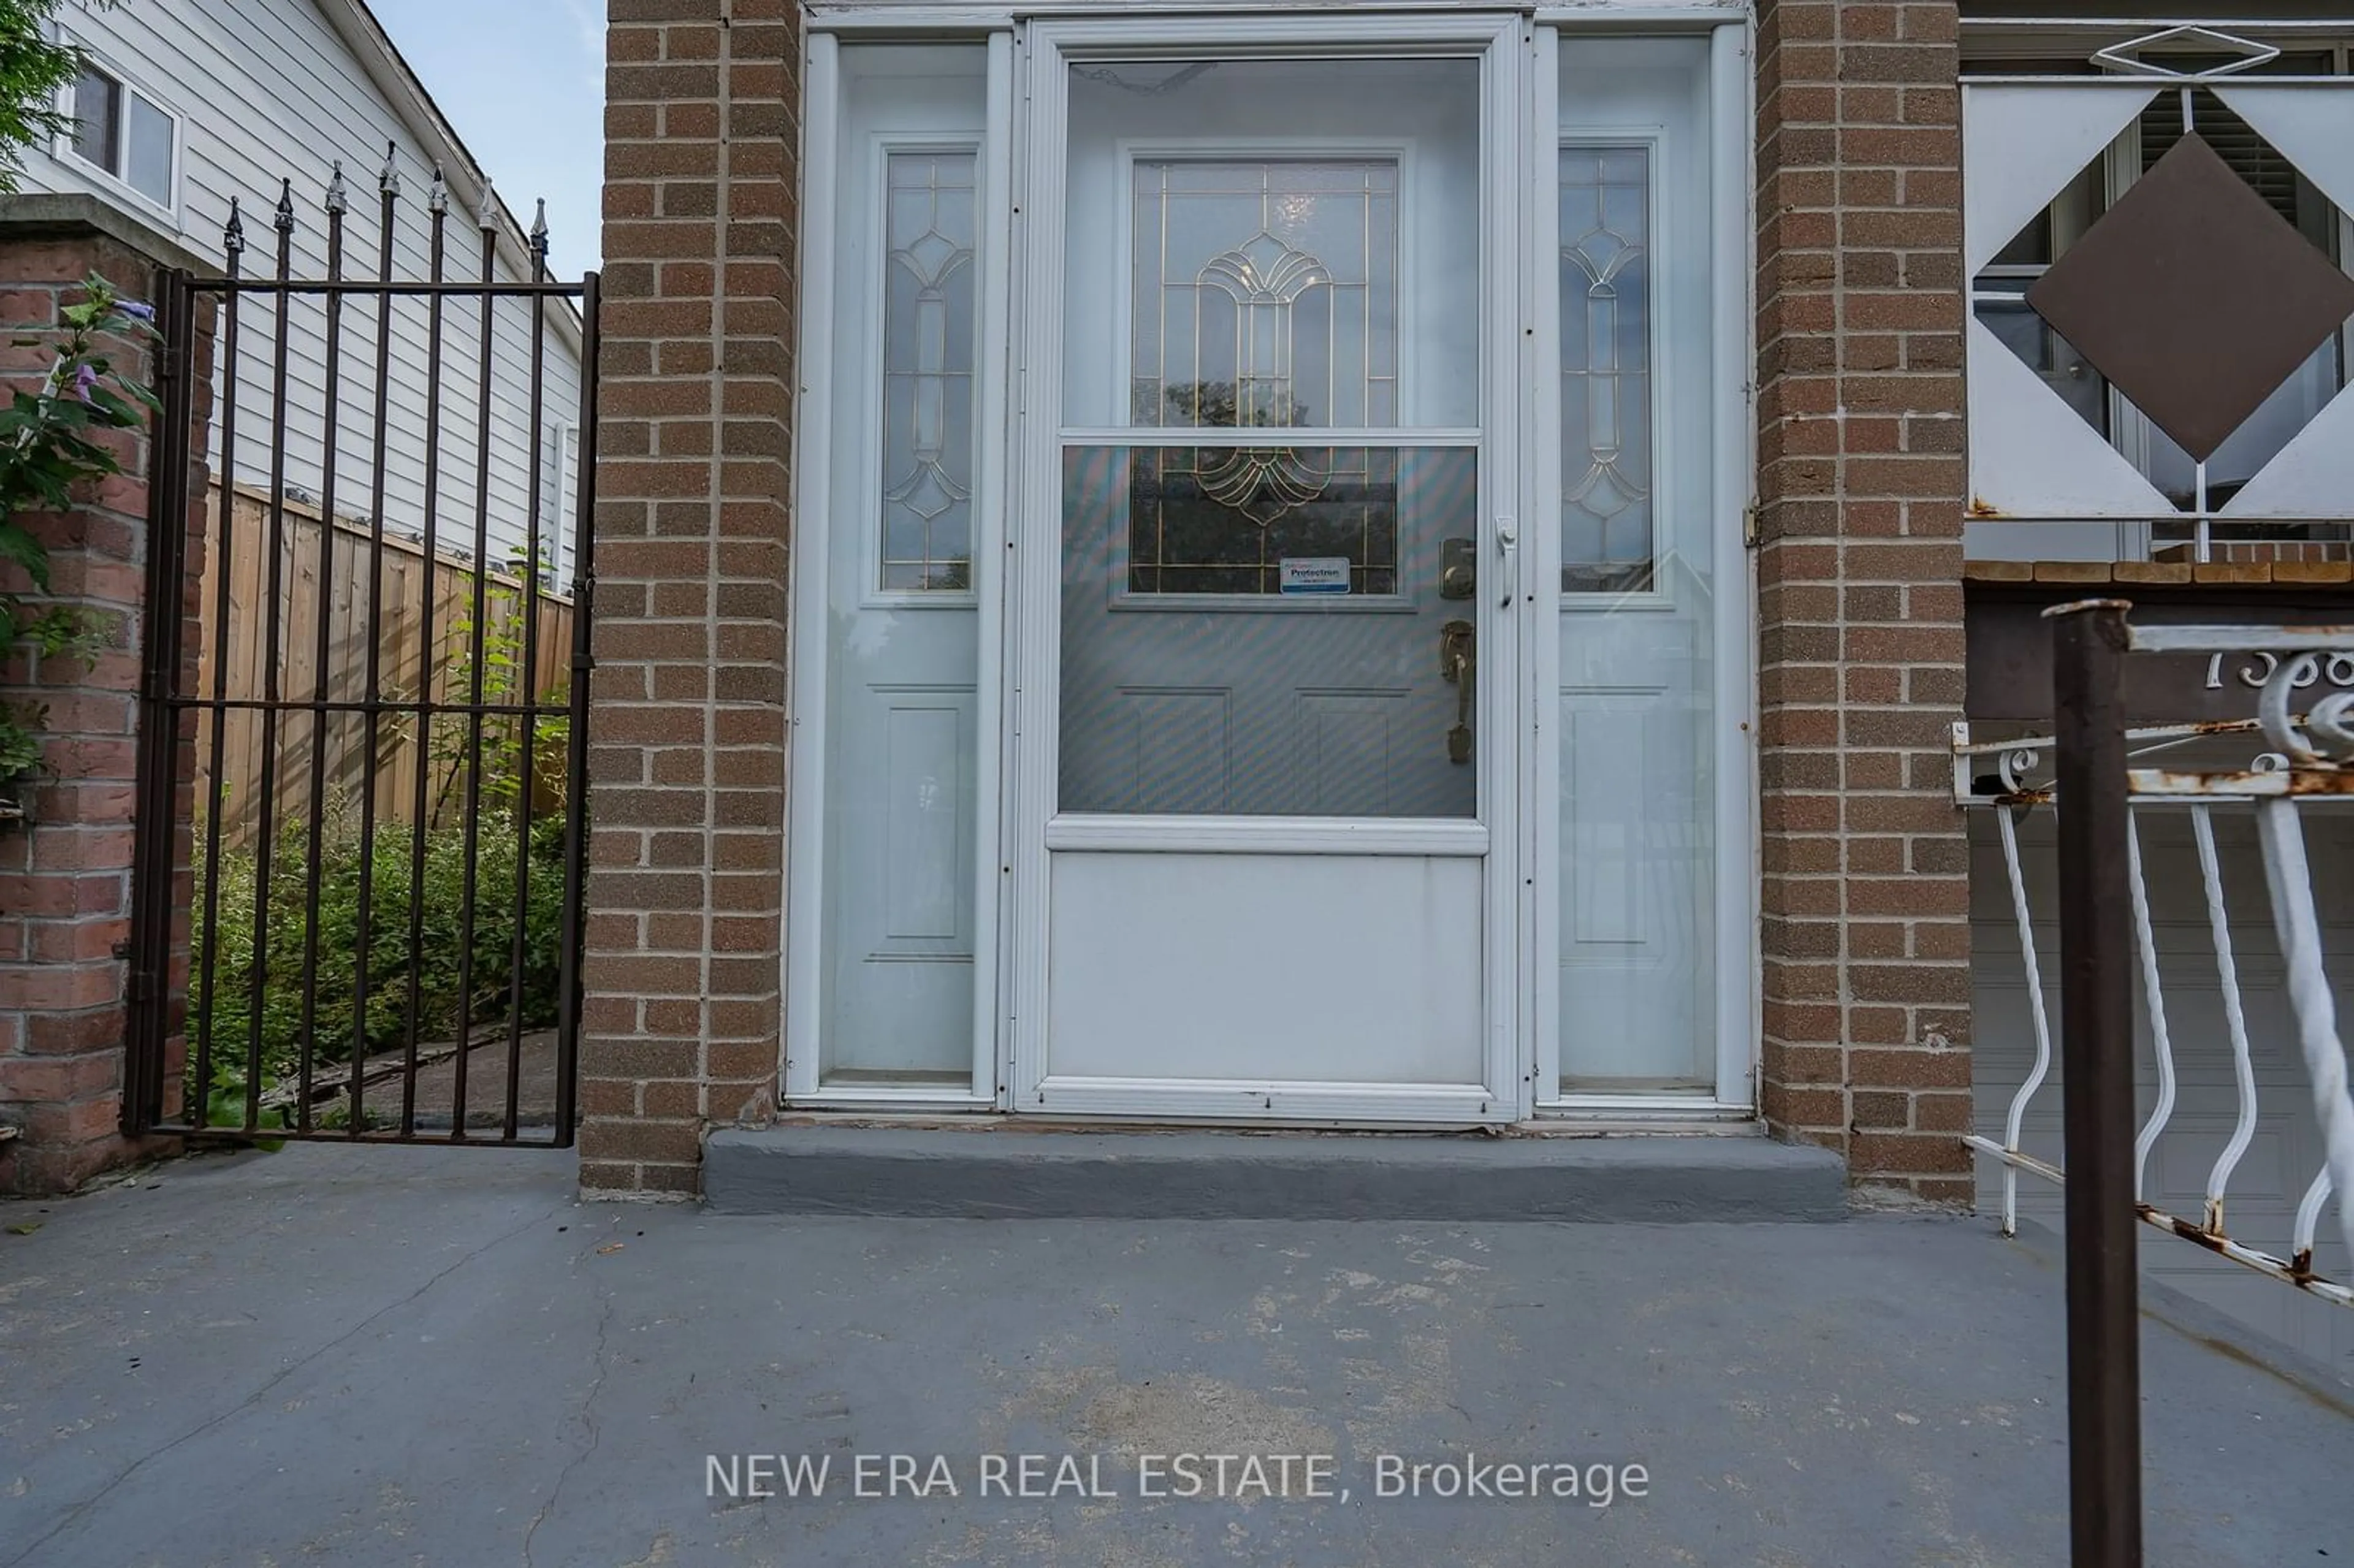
top-left (1952, 630), bottom-right (2354, 1308)
top-left (1959, 19), bottom-right (2354, 573)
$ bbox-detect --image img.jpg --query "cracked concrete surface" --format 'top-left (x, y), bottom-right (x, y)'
top-left (524, 1249), bottom-right (617, 1568)
top-left (1, 1143), bottom-right (2349, 1567)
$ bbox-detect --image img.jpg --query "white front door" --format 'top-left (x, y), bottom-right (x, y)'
top-left (1006, 17), bottom-right (1526, 1121)
top-left (787, 17), bottom-right (1754, 1121)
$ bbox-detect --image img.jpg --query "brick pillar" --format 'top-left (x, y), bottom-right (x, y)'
top-left (582, 0), bottom-right (799, 1196)
top-left (1753, 0), bottom-right (1975, 1199)
top-left (0, 219), bottom-right (210, 1195)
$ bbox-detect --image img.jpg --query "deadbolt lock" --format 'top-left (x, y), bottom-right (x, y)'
top-left (1439, 537), bottom-right (1477, 599)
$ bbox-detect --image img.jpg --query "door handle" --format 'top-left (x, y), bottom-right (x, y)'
top-left (1440, 618), bottom-right (1474, 766)
top-left (1495, 517), bottom-right (1518, 608)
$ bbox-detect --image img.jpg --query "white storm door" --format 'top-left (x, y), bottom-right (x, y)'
top-left (1008, 16), bottom-right (1526, 1122)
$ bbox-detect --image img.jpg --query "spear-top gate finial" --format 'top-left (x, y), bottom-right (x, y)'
top-left (273, 176), bottom-right (295, 235)
top-left (428, 162), bottom-right (449, 215)
top-left (379, 139), bottom-right (400, 199)
top-left (324, 160), bottom-right (348, 216)
top-left (478, 174), bottom-right (498, 232)
top-left (530, 198), bottom-right (549, 262)
top-left (223, 196), bottom-right (245, 257)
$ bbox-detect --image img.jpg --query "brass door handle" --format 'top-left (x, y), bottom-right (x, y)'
top-left (1441, 618), bottom-right (1474, 765)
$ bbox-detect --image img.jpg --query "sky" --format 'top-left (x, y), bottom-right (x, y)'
top-left (369, 0), bottom-right (605, 280)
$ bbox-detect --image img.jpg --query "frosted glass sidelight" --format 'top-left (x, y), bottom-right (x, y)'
top-left (1560, 147), bottom-right (1655, 594)
top-left (880, 151), bottom-right (980, 592)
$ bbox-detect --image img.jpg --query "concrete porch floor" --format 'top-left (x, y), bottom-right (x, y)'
top-left (1, 1146), bottom-right (2348, 1567)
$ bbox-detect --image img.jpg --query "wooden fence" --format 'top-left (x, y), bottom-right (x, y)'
top-left (193, 484), bottom-right (573, 850)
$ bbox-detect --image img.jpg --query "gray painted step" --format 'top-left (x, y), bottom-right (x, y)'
top-left (703, 1125), bottom-right (1848, 1221)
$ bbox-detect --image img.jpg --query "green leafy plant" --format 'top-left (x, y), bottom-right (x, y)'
top-left (200, 1059), bottom-right (289, 1150)
top-left (429, 566), bottom-right (571, 820)
top-left (191, 794), bottom-right (569, 1125)
top-left (0, 1), bottom-right (93, 196)
top-left (186, 546), bottom-right (575, 1124)
top-left (0, 274), bottom-right (158, 815)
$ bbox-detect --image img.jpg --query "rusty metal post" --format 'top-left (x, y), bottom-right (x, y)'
top-left (2046, 598), bottom-right (2143, 1568)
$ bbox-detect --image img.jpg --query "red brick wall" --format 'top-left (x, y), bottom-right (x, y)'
top-left (582, 0), bottom-right (800, 1196)
top-left (0, 227), bottom-right (208, 1195)
top-left (1753, 0), bottom-right (1975, 1198)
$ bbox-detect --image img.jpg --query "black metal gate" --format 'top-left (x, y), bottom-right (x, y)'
top-left (125, 164), bottom-right (598, 1147)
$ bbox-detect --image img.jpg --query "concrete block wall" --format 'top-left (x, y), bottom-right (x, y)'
top-left (1752, 0), bottom-right (1976, 1200)
top-left (581, 0), bottom-right (802, 1197)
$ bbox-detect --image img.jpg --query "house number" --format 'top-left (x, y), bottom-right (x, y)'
top-left (2204, 651), bottom-right (2354, 690)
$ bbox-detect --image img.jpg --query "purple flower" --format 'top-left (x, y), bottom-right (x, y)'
top-left (72, 363), bottom-right (99, 402)
top-left (118, 300), bottom-right (154, 322)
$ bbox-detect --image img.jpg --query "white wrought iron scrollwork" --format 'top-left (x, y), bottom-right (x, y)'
top-left (2256, 652), bottom-right (2354, 766)
top-left (1997, 746), bottom-right (2045, 797)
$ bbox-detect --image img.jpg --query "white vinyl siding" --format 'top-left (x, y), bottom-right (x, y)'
top-left (25, 0), bottom-right (584, 569)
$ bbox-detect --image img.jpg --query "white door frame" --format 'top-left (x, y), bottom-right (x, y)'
top-left (1529, 19), bottom-right (1758, 1116)
top-left (1005, 11), bottom-right (1529, 1122)
top-left (782, 9), bottom-right (1759, 1122)
top-left (783, 34), bottom-right (1016, 1108)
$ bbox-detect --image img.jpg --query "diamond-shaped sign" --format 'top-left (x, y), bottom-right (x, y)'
top-left (2024, 132), bottom-right (2354, 463)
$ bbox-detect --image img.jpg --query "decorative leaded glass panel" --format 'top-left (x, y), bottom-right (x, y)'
top-left (1560, 147), bottom-right (1655, 595)
top-left (1122, 158), bottom-right (1403, 595)
top-left (1130, 158), bottom-right (1400, 430)
top-left (1125, 446), bottom-right (1400, 596)
top-left (879, 151), bottom-right (978, 592)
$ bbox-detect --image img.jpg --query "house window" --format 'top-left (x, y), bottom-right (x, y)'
top-left (67, 63), bottom-right (177, 210)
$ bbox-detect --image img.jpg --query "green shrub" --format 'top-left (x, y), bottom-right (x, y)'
top-left (191, 796), bottom-right (569, 1112)
top-left (187, 544), bottom-right (573, 1120)
top-left (1, 273), bottom-right (157, 816)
